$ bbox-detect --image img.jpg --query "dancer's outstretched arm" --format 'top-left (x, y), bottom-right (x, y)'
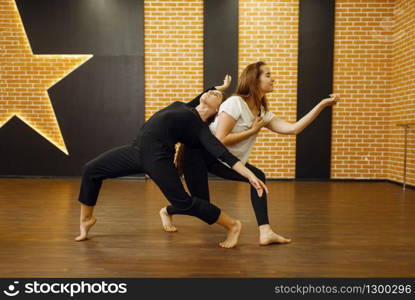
top-left (266, 93), bottom-right (340, 135)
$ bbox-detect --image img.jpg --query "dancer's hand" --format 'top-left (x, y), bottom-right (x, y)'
top-left (215, 74), bottom-right (232, 92)
top-left (248, 175), bottom-right (269, 197)
top-left (321, 93), bottom-right (340, 107)
top-left (251, 116), bottom-right (266, 132)
top-left (231, 162), bottom-right (268, 197)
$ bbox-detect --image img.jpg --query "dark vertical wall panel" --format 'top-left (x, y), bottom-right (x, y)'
top-left (204, 0), bottom-right (238, 96)
top-left (296, 0), bottom-right (335, 179)
top-left (0, 0), bottom-right (144, 176)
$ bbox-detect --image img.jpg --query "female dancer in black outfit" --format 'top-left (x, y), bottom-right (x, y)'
top-left (75, 78), bottom-right (267, 248)
top-left (161, 75), bottom-right (290, 246)
top-left (162, 63), bottom-right (338, 246)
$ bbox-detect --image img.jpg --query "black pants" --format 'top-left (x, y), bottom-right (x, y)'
top-left (78, 144), bottom-right (221, 225)
top-left (167, 147), bottom-right (269, 226)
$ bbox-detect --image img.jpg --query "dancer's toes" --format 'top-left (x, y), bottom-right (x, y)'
top-left (219, 220), bottom-right (241, 249)
top-left (74, 216), bottom-right (97, 242)
top-left (259, 231), bottom-right (292, 246)
top-left (75, 234), bottom-right (88, 242)
top-left (159, 207), bottom-right (177, 232)
top-left (164, 225), bottom-right (178, 232)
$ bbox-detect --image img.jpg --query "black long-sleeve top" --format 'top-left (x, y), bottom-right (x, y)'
top-left (132, 88), bottom-right (240, 167)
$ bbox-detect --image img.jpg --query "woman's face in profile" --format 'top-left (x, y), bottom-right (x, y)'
top-left (201, 90), bottom-right (223, 117)
top-left (258, 65), bottom-right (274, 94)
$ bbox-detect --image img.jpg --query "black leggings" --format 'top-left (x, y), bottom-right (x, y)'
top-left (167, 147), bottom-right (269, 226)
top-left (78, 144), bottom-right (221, 225)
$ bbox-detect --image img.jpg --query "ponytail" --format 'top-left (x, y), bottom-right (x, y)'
top-left (174, 143), bottom-right (185, 177)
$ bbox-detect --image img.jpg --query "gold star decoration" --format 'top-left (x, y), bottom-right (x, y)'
top-left (0, 0), bottom-right (93, 155)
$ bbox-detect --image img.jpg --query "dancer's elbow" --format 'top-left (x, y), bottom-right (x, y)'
top-left (217, 135), bottom-right (231, 146)
top-left (289, 125), bottom-right (300, 135)
top-left (290, 128), bottom-right (299, 135)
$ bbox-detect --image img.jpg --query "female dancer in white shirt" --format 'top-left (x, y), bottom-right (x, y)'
top-left (161, 62), bottom-right (339, 245)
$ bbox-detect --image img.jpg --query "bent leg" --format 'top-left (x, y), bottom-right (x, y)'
top-left (76, 145), bottom-right (143, 241)
top-left (148, 158), bottom-right (241, 247)
top-left (148, 158), bottom-right (220, 225)
top-left (208, 159), bottom-right (270, 226)
top-left (166, 147), bottom-right (210, 216)
top-left (208, 161), bottom-right (291, 245)
top-left (78, 145), bottom-right (143, 206)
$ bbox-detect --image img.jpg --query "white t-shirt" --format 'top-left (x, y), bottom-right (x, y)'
top-left (209, 95), bottom-right (275, 166)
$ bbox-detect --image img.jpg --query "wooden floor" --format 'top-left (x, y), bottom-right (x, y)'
top-left (0, 178), bottom-right (414, 277)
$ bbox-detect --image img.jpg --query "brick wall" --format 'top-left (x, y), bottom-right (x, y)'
top-left (388, 0), bottom-right (415, 186)
top-left (332, 0), bottom-right (393, 180)
top-left (0, 0), bottom-right (413, 184)
top-left (0, 0), bottom-right (92, 155)
top-left (238, 0), bottom-right (299, 178)
top-left (332, 0), bottom-right (414, 187)
top-left (143, 0), bottom-right (203, 121)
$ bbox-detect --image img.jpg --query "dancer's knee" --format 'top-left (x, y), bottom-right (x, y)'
top-left (173, 196), bottom-right (196, 211)
top-left (81, 161), bottom-right (100, 179)
top-left (170, 196), bottom-right (218, 223)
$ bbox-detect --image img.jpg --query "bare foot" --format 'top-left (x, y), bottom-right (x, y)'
top-left (259, 231), bottom-right (292, 246)
top-left (75, 216), bottom-right (97, 241)
top-left (219, 220), bottom-right (241, 249)
top-left (159, 207), bottom-right (177, 232)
